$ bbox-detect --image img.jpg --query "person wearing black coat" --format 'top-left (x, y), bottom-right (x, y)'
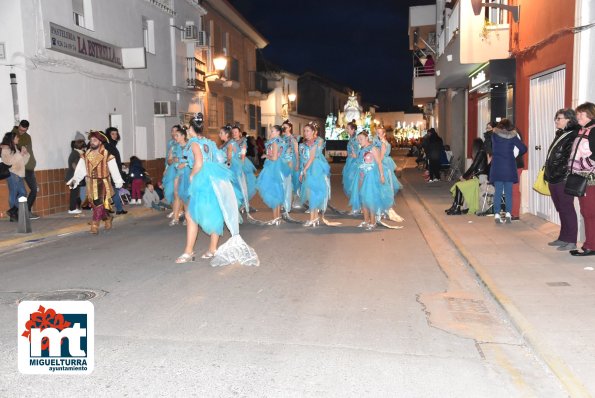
top-left (445, 138), bottom-right (488, 215)
top-left (105, 127), bottom-right (127, 214)
top-left (423, 128), bottom-right (444, 182)
top-left (545, 109), bottom-right (580, 251)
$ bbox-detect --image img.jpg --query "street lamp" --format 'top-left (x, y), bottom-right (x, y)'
top-left (288, 93), bottom-right (296, 102)
top-left (205, 55), bottom-right (228, 79)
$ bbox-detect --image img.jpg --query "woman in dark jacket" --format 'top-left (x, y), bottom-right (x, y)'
top-left (423, 128), bottom-right (444, 182)
top-left (544, 108), bottom-right (579, 251)
top-left (445, 138), bottom-right (488, 215)
top-left (489, 119), bottom-right (527, 224)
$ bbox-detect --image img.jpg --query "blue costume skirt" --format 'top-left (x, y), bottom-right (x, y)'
top-left (350, 166), bottom-right (387, 214)
top-left (229, 159), bottom-right (246, 208)
top-left (162, 165), bottom-right (178, 204)
top-left (188, 162), bottom-right (234, 236)
top-left (382, 157), bottom-right (400, 196)
top-left (177, 167), bottom-right (191, 204)
top-left (300, 158), bottom-right (330, 211)
top-left (257, 158), bottom-right (290, 209)
top-left (242, 159), bottom-right (257, 200)
top-left (342, 156), bottom-right (358, 199)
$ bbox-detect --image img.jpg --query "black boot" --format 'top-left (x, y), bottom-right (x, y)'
top-left (8, 207), bottom-right (18, 222)
top-left (446, 189), bottom-right (463, 215)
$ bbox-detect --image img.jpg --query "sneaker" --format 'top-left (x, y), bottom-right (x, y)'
top-left (504, 212), bottom-right (512, 224)
top-left (28, 212), bottom-right (40, 220)
top-left (116, 210), bottom-right (128, 215)
top-left (494, 214), bottom-right (503, 224)
top-left (548, 239), bottom-right (565, 246)
top-left (557, 243), bottom-right (577, 251)
top-left (68, 209), bottom-right (82, 215)
top-left (167, 211), bottom-right (174, 219)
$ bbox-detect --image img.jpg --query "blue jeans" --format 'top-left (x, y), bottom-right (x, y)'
top-left (112, 187), bottom-right (123, 212)
top-left (7, 173), bottom-right (27, 209)
top-left (493, 181), bottom-right (513, 213)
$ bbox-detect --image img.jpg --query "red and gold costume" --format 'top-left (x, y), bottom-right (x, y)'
top-left (67, 131), bottom-right (124, 234)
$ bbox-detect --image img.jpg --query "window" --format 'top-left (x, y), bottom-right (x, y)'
top-left (223, 97), bottom-right (233, 124)
top-left (229, 57), bottom-right (240, 81)
top-left (72, 0), bottom-right (94, 30)
top-left (208, 94), bottom-right (218, 128)
top-left (485, 0), bottom-right (508, 25)
top-left (143, 18), bottom-right (155, 54)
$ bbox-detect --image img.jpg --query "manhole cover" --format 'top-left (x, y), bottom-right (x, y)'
top-left (445, 297), bottom-right (490, 314)
top-left (18, 289), bottom-right (107, 303)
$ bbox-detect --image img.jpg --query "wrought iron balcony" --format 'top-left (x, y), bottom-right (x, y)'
top-left (186, 57), bottom-right (206, 91)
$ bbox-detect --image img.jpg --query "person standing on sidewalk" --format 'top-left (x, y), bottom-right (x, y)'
top-left (489, 119), bottom-right (527, 224)
top-left (105, 127), bottom-right (127, 215)
top-left (13, 120), bottom-right (39, 219)
top-left (65, 134), bottom-right (86, 215)
top-left (1, 131), bottom-right (29, 222)
top-left (422, 128), bottom-right (443, 182)
top-left (569, 102), bottom-right (595, 256)
top-left (544, 108), bottom-right (579, 251)
top-left (66, 131), bottom-right (124, 234)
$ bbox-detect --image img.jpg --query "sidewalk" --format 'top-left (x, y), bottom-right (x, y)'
top-left (0, 206), bottom-right (155, 250)
top-left (402, 163), bottom-right (595, 397)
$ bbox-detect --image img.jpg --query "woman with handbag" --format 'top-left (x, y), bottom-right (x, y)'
top-left (569, 102), bottom-right (595, 256)
top-left (1, 131), bottom-right (30, 222)
top-left (543, 109), bottom-right (579, 251)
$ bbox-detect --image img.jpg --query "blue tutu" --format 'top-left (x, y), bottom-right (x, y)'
top-left (382, 157), bottom-right (400, 195)
top-left (301, 158), bottom-right (330, 211)
top-left (229, 158), bottom-right (246, 208)
top-left (257, 158), bottom-right (290, 209)
top-left (188, 162), bottom-right (234, 236)
top-left (162, 165), bottom-right (178, 204)
top-left (350, 166), bottom-right (387, 214)
top-left (342, 156), bottom-right (357, 198)
top-left (177, 167), bottom-right (191, 203)
top-left (242, 159), bottom-right (257, 200)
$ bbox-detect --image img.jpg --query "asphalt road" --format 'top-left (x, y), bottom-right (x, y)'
top-left (0, 162), bottom-right (566, 397)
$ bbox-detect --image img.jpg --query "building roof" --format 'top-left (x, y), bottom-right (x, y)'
top-left (204, 0), bottom-right (268, 48)
top-left (298, 71), bottom-right (353, 95)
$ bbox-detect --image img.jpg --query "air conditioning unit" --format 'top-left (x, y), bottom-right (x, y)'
top-left (184, 25), bottom-right (198, 41)
top-left (154, 101), bottom-right (176, 116)
top-left (195, 31), bottom-right (208, 47)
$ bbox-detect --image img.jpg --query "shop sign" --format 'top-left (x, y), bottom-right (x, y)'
top-left (48, 23), bottom-right (123, 69)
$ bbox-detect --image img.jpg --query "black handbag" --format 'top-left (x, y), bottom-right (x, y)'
top-left (565, 132), bottom-right (592, 197)
top-left (0, 162), bottom-right (11, 181)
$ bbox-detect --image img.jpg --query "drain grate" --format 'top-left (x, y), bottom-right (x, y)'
top-left (546, 282), bottom-right (571, 287)
top-left (18, 289), bottom-right (107, 303)
top-left (446, 297), bottom-right (490, 313)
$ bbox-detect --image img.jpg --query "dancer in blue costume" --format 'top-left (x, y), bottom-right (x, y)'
top-left (163, 125), bottom-right (187, 226)
top-left (281, 120), bottom-right (300, 211)
top-left (342, 120), bottom-right (360, 204)
top-left (349, 131), bottom-right (386, 231)
top-left (232, 125), bottom-right (257, 206)
top-left (218, 125), bottom-right (246, 210)
top-left (299, 122), bottom-right (331, 227)
top-left (377, 127), bottom-right (400, 204)
top-left (257, 125), bottom-right (290, 225)
top-left (176, 114), bottom-right (258, 266)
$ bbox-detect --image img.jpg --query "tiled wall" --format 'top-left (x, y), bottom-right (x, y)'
top-left (0, 159), bottom-right (165, 217)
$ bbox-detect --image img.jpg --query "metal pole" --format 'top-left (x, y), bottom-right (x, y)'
top-left (10, 73), bottom-right (20, 125)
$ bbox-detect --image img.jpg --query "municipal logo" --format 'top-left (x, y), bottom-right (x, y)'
top-left (18, 301), bottom-right (94, 374)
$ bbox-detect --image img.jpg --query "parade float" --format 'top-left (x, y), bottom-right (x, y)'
top-left (324, 92), bottom-right (373, 161)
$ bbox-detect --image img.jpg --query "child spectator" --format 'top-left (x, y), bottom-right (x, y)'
top-left (143, 182), bottom-right (171, 211)
top-left (155, 180), bottom-right (165, 201)
top-left (129, 156), bottom-right (145, 204)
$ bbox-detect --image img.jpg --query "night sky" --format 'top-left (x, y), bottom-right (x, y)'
top-left (228, 0), bottom-right (434, 112)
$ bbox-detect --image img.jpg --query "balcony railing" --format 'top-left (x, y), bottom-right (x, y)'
top-left (248, 71), bottom-right (271, 93)
top-left (186, 57), bottom-right (206, 91)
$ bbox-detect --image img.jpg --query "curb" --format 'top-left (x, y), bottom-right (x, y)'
top-left (0, 208), bottom-right (155, 250)
top-left (404, 174), bottom-right (590, 398)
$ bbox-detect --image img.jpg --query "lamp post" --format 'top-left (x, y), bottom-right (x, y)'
top-left (205, 55), bottom-right (228, 80)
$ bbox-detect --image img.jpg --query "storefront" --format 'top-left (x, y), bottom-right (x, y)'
top-left (466, 59), bottom-right (516, 158)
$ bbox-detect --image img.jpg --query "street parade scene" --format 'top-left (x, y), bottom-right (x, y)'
top-left (1, 0), bottom-right (595, 396)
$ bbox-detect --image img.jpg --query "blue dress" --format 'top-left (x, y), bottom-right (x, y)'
top-left (163, 139), bottom-right (182, 204)
top-left (188, 137), bottom-right (236, 236)
top-left (282, 134), bottom-right (300, 195)
top-left (342, 135), bottom-right (359, 199)
top-left (380, 140), bottom-right (400, 196)
top-left (237, 137), bottom-right (257, 200)
top-left (178, 137), bottom-right (198, 204)
top-left (221, 140), bottom-right (246, 209)
top-left (299, 137), bottom-right (331, 211)
top-left (349, 144), bottom-right (386, 215)
top-left (257, 137), bottom-right (290, 209)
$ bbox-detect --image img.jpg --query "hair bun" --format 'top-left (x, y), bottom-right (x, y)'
top-left (193, 113), bottom-right (204, 124)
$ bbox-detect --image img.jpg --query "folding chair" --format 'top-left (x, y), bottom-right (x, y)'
top-left (444, 156), bottom-right (462, 182)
